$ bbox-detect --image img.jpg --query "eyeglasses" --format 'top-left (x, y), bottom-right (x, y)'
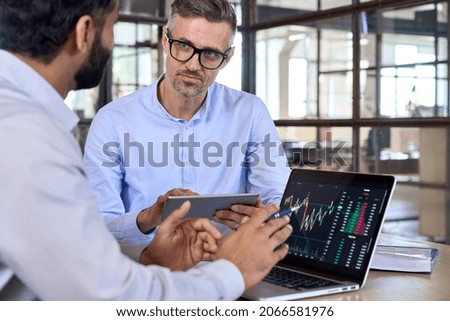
top-left (166, 31), bottom-right (231, 70)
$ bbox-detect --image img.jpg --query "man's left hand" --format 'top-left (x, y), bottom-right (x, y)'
top-left (214, 197), bottom-right (263, 230)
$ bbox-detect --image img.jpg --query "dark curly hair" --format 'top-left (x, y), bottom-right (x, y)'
top-left (0, 0), bottom-right (115, 64)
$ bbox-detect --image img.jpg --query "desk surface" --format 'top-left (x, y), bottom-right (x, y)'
top-left (304, 233), bottom-right (450, 301)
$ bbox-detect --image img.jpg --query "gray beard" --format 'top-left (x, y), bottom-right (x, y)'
top-left (171, 77), bottom-right (204, 99)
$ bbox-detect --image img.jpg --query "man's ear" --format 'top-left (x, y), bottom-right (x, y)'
top-left (161, 26), bottom-right (170, 55)
top-left (73, 15), bottom-right (95, 54)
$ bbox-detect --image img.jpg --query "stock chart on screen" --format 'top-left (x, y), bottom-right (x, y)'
top-left (282, 181), bottom-right (388, 270)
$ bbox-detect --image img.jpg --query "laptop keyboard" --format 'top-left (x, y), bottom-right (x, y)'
top-left (264, 266), bottom-right (340, 290)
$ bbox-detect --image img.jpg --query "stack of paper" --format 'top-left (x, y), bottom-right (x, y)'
top-left (370, 245), bottom-right (439, 273)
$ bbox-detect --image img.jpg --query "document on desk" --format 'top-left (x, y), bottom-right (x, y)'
top-left (370, 245), bottom-right (439, 273)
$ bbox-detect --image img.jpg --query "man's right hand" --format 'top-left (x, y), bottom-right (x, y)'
top-left (136, 188), bottom-right (198, 234)
top-left (212, 204), bottom-right (292, 290)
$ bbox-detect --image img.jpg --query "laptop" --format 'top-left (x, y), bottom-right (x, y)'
top-left (242, 168), bottom-right (396, 301)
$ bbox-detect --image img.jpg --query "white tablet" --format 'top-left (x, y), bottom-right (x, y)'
top-left (162, 193), bottom-right (260, 220)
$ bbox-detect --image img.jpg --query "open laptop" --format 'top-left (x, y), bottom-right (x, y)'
top-left (242, 168), bottom-right (396, 301)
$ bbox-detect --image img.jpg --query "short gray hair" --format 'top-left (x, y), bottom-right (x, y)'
top-left (167, 0), bottom-right (237, 45)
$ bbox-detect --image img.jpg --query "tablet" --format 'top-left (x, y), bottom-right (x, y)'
top-left (162, 193), bottom-right (260, 220)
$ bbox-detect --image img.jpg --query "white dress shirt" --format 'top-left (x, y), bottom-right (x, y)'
top-left (0, 49), bottom-right (244, 300)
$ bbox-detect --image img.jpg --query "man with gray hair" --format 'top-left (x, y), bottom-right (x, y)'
top-left (84, 0), bottom-right (291, 246)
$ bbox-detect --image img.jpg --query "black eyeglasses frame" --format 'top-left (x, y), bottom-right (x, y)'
top-left (165, 31), bottom-right (232, 70)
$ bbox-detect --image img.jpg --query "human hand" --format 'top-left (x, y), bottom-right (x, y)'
top-left (212, 204), bottom-right (292, 290)
top-left (136, 188), bottom-right (198, 234)
top-left (213, 197), bottom-right (263, 230)
top-left (140, 201), bottom-right (222, 271)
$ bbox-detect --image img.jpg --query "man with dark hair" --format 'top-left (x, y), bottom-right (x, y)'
top-left (83, 0), bottom-right (291, 246)
top-left (0, 0), bottom-right (292, 300)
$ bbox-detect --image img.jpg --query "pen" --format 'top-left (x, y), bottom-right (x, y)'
top-left (267, 205), bottom-right (301, 221)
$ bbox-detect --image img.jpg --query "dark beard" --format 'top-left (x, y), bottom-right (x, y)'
top-left (74, 32), bottom-right (111, 90)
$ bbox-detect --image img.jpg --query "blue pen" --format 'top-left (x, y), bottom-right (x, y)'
top-left (267, 205), bottom-right (301, 220)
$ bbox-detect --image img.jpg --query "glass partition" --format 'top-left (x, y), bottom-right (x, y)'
top-left (255, 0), bottom-right (316, 23)
top-left (278, 126), bottom-right (353, 171)
top-left (360, 127), bottom-right (420, 181)
top-left (320, 0), bottom-right (352, 11)
top-left (256, 25), bottom-right (318, 120)
top-left (112, 22), bottom-right (159, 100)
top-left (379, 4), bottom-right (448, 118)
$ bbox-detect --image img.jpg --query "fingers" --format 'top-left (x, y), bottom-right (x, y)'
top-left (190, 218), bottom-right (222, 240)
top-left (231, 203), bottom-right (281, 228)
top-left (233, 204), bottom-right (292, 252)
top-left (269, 223), bottom-right (292, 251)
top-left (165, 188), bottom-right (198, 197)
top-left (219, 202), bottom-right (276, 228)
top-left (220, 203), bottom-right (289, 232)
top-left (159, 201), bottom-right (191, 233)
top-left (157, 189), bottom-right (197, 222)
top-left (254, 197), bottom-right (263, 208)
top-left (211, 209), bottom-right (292, 290)
top-left (214, 209), bottom-right (244, 229)
top-left (156, 194), bottom-right (168, 206)
top-left (198, 230), bottom-right (219, 253)
top-left (273, 243), bottom-right (290, 261)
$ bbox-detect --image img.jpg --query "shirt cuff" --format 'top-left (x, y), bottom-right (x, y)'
top-left (195, 259), bottom-right (245, 300)
top-left (121, 210), bottom-right (154, 245)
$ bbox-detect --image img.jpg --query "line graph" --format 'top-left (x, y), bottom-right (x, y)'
top-left (283, 192), bottom-right (336, 232)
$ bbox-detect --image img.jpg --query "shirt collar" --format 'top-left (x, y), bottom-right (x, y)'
top-left (0, 49), bottom-right (79, 133)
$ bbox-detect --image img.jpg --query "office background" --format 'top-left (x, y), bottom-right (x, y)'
top-left (67, 0), bottom-right (450, 244)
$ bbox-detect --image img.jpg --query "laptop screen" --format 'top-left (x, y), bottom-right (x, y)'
top-left (279, 169), bottom-right (396, 282)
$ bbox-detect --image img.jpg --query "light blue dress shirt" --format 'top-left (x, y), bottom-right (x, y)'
top-left (0, 49), bottom-right (244, 300)
top-left (83, 75), bottom-right (291, 245)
